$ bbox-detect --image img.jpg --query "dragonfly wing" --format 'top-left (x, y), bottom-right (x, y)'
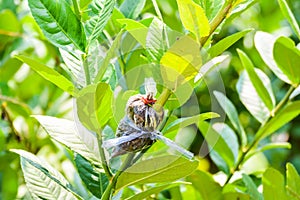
top-left (102, 132), bottom-right (145, 149)
top-left (155, 134), bottom-right (194, 160)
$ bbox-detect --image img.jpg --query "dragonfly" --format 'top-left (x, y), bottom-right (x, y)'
top-left (102, 118), bottom-right (194, 160)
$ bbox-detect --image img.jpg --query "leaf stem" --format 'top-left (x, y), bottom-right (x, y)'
top-left (101, 153), bottom-right (135, 200)
top-left (72, 0), bottom-right (81, 20)
top-left (82, 54), bottom-right (91, 85)
top-left (200, 1), bottom-right (233, 46)
top-left (271, 86), bottom-right (295, 116)
top-left (96, 132), bottom-right (113, 179)
top-left (151, 0), bottom-right (170, 48)
top-left (224, 85), bottom-right (296, 184)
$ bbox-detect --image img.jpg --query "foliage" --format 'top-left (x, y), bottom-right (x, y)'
top-left (1, 0), bottom-right (300, 199)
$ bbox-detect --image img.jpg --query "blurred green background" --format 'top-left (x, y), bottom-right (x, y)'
top-left (1, 0), bottom-right (300, 199)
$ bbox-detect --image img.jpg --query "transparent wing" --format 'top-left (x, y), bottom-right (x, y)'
top-left (102, 132), bottom-right (145, 149)
top-left (155, 134), bottom-right (194, 160)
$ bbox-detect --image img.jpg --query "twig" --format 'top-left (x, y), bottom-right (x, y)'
top-left (224, 85), bottom-right (296, 184)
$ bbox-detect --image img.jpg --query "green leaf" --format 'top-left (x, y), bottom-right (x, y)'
top-left (273, 36), bottom-right (300, 86)
top-left (198, 0), bottom-right (224, 21)
top-left (15, 55), bottom-right (77, 96)
top-left (290, 85), bottom-right (300, 100)
top-left (1, 166), bottom-right (18, 200)
top-left (125, 182), bottom-right (185, 200)
top-left (0, 58), bottom-right (22, 82)
top-left (242, 174), bottom-right (263, 200)
top-left (187, 170), bottom-right (223, 200)
top-left (117, 18), bottom-right (148, 47)
top-left (254, 31), bottom-right (291, 84)
top-left (223, 192), bottom-right (250, 200)
top-left (95, 82), bottom-right (113, 128)
top-left (198, 121), bottom-right (236, 168)
top-left (194, 55), bottom-right (229, 83)
top-left (255, 101), bottom-right (300, 140)
top-left (146, 17), bottom-right (166, 63)
top-left (86, 0), bottom-right (115, 43)
top-left (160, 35), bottom-right (201, 87)
top-left (116, 155), bottom-right (199, 189)
top-left (263, 168), bottom-right (288, 200)
top-left (176, 0), bottom-right (210, 42)
top-left (213, 91), bottom-right (247, 146)
top-left (237, 49), bottom-right (275, 112)
top-left (0, 10), bottom-right (20, 51)
top-left (119, 0), bottom-right (146, 19)
top-left (11, 149), bottom-right (82, 200)
top-left (33, 115), bottom-right (101, 166)
top-left (162, 112), bottom-right (219, 134)
top-left (75, 154), bottom-right (108, 199)
top-left (286, 163), bottom-right (300, 199)
top-left (241, 152), bottom-right (269, 175)
top-left (59, 48), bottom-right (85, 88)
top-left (213, 123), bottom-right (239, 163)
top-left (245, 142), bottom-right (291, 163)
top-left (28, 0), bottom-right (86, 52)
top-left (208, 29), bottom-right (252, 58)
top-left (278, 0), bottom-right (300, 39)
top-left (236, 69), bottom-right (271, 123)
top-left (76, 84), bottom-right (100, 132)
top-left (94, 29), bottom-right (123, 82)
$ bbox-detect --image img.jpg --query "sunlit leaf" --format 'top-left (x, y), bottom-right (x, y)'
top-left (15, 55), bottom-right (78, 96)
top-left (208, 29), bottom-right (252, 58)
top-left (59, 48), bottom-right (85, 88)
top-left (187, 170), bottom-right (223, 200)
top-left (213, 91), bottom-right (247, 146)
top-left (11, 149), bottom-right (82, 200)
top-left (278, 0), bottom-right (300, 39)
top-left (160, 35), bottom-right (201, 87)
top-left (28, 0), bottom-right (86, 52)
top-left (125, 182), bottom-right (185, 200)
top-left (116, 155), bottom-right (198, 189)
top-left (76, 84), bottom-right (100, 132)
top-left (198, 0), bottom-right (224, 21)
top-left (119, 0), bottom-right (146, 19)
top-left (286, 163), bottom-right (300, 199)
top-left (146, 17), bottom-right (166, 63)
top-left (223, 192), bottom-right (250, 200)
top-left (33, 115), bottom-right (101, 166)
top-left (95, 82), bottom-right (113, 128)
top-left (255, 101), bottom-right (300, 140)
top-left (262, 168), bottom-right (288, 200)
top-left (236, 69), bottom-right (271, 123)
top-left (273, 36), bottom-right (300, 86)
top-left (85, 0), bottom-right (115, 43)
top-left (237, 49), bottom-right (275, 112)
top-left (117, 19), bottom-right (148, 47)
top-left (176, 0), bottom-right (210, 42)
top-left (254, 31), bottom-right (291, 84)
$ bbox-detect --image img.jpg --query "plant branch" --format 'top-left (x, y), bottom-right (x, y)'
top-left (96, 132), bottom-right (113, 179)
top-left (200, 1), bottom-right (233, 46)
top-left (101, 153), bottom-right (135, 200)
top-left (82, 54), bottom-right (91, 85)
top-left (224, 85), bottom-right (296, 184)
